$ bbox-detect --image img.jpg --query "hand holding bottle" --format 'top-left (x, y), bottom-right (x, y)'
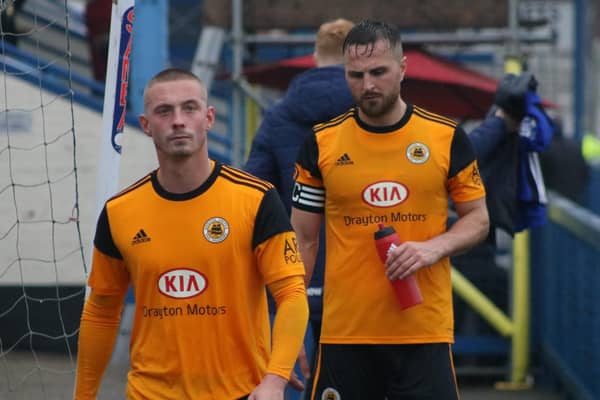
top-left (374, 223), bottom-right (423, 309)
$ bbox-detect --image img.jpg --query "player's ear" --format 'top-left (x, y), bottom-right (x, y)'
top-left (399, 56), bottom-right (407, 82)
top-left (205, 106), bottom-right (216, 130)
top-left (139, 115), bottom-right (151, 137)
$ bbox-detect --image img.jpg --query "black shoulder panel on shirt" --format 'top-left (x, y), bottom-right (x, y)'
top-left (297, 130), bottom-right (322, 180)
top-left (313, 108), bottom-right (355, 133)
top-left (220, 164), bottom-right (273, 192)
top-left (253, 188), bottom-right (293, 249)
top-left (413, 106), bottom-right (457, 129)
top-left (111, 173), bottom-right (153, 200)
top-left (449, 125), bottom-right (477, 179)
top-left (93, 205), bottom-right (123, 260)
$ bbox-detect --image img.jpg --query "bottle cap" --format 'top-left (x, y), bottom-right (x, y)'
top-left (374, 224), bottom-right (396, 239)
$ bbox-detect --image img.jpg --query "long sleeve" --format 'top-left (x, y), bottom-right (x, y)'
top-left (266, 275), bottom-right (309, 379)
top-left (73, 291), bottom-right (125, 399)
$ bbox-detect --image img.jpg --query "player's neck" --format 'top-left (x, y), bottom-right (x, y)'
top-left (156, 156), bottom-right (213, 194)
top-left (359, 97), bottom-right (407, 127)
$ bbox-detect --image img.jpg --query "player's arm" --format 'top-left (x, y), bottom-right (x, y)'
top-left (417, 195), bottom-right (490, 261)
top-left (441, 125), bottom-right (490, 257)
top-left (75, 205), bottom-right (130, 399)
top-left (249, 275), bottom-right (309, 398)
top-left (291, 208), bottom-right (323, 288)
top-left (251, 187), bottom-right (309, 396)
top-left (387, 126), bottom-right (489, 281)
top-left (289, 205), bottom-right (322, 388)
top-left (290, 129), bottom-right (324, 288)
top-left (267, 275), bottom-right (308, 378)
top-left (73, 289), bottom-right (126, 399)
top-left (433, 196), bottom-right (489, 257)
top-left (386, 197), bottom-right (489, 281)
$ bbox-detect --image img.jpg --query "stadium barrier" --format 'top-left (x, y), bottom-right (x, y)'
top-left (530, 191), bottom-right (600, 400)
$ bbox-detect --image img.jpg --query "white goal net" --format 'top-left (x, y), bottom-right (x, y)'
top-left (0, 0), bottom-right (148, 397)
top-left (1, 0), bottom-right (90, 397)
top-left (1, 0), bottom-right (157, 395)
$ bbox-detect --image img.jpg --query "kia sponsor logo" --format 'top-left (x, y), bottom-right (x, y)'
top-left (362, 181), bottom-right (408, 207)
top-left (158, 268), bottom-right (207, 299)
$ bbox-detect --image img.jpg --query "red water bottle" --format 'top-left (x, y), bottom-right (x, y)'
top-left (374, 223), bottom-right (423, 309)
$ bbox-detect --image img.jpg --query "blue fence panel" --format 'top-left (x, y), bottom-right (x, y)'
top-left (584, 164), bottom-right (600, 215)
top-left (530, 193), bottom-right (600, 400)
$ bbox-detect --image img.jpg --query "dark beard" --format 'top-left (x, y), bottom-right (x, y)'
top-left (359, 92), bottom-right (399, 119)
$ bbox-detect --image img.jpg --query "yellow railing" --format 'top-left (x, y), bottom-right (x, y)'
top-left (244, 88), bottom-right (261, 159)
top-left (451, 230), bottom-right (531, 388)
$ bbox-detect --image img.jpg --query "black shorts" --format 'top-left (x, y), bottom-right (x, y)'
top-left (308, 343), bottom-right (459, 400)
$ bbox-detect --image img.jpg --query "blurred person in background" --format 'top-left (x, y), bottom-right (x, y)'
top-left (452, 71), bottom-right (554, 356)
top-left (469, 72), bottom-right (554, 235)
top-left (244, 17), bottom-right (355, 379)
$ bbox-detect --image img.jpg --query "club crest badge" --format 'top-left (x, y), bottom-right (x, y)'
top-left (321, 387), bottom-right (341, 400)
top-left (406, 142), bottom-right (430, 164)
top-left (203, 217), bottom-right (230, 243)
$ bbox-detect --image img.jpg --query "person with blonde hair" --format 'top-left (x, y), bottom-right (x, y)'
top-left (244, 19), bottom-right (355, 383)
top-left (314, 18), bottom-right (355, 65)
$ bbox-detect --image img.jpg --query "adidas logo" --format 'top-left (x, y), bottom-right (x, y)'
top-left (132, 229), bottom-right (151, 245)
top-left (335, 153), bottom-right (354, 166)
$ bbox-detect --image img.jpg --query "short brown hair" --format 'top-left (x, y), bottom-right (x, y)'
top-left (143, 68), bottom-right (206, 109)
top-left (315, 18), bottom-right (355, 60)
top-left (146, 68), bottom-right (203, 89)
top-left (342, 20), bottom-right (403, 59)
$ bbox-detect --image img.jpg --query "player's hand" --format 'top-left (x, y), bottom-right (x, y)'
top-left (248, 373), bottom-right (286, 400)
top-left (288, 371), bottom-right (305, 392)
top-left (298, 344), bottom-right (311, 383)
top-left (385, 241), bottom-right (442, 281)
top-left (288, 344), bottom-right (310, 391)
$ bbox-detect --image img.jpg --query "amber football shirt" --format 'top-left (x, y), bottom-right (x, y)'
top-left (292, 105), bottom-right (486, 345)
top-left (88, 161), bottom-right (305, 399)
